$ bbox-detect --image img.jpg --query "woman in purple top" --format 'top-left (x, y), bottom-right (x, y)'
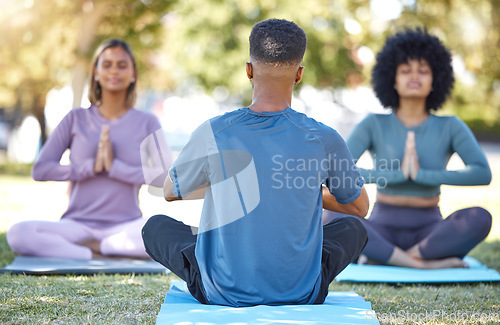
top-left (7, 39), bottom-right (172, 259)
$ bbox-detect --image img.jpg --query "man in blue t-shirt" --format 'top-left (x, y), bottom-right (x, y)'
top-left (142, 19), bottom-right (368, 307)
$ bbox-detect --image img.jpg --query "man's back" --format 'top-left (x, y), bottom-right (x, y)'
top-left (142, 18), bottom-right (368, 308)
top-left (181, 107), bottom-right (361, 306)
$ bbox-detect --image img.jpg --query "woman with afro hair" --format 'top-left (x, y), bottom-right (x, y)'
top-left (323, 28), bottom-right (492, 268)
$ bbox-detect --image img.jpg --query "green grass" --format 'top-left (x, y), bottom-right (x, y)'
top-left (333, 282), bottom-right (499, 324)
top-left (0, 272), bottom-right (173, 324)
top-left (1, 154), bottom-right (499, 325)
top-left (333, 241), bottom-right (500, 324)
top-left (0, 234), bottom-right (498, 325)
top-left (0, 232), bottom-right (177, 324)
top-left (0, 163), bottom-right (33, 176)
top-left (0, 233), bottom-right (15, 268)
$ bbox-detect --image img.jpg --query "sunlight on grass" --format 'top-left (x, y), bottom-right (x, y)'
top-left (0, 273), bottom-right (172, 324)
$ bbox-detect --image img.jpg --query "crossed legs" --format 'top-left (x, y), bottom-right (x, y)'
top-left (324, 206), bottom-right (491, 269)
top-left (7, 218), bottom-right (150, 259)
top-left (142, 214), bottom-right (367, 305)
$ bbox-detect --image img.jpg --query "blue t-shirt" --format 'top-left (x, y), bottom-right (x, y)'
top-left (169, 107), bottom-right (363, 306)
top-left (347, 112), bottom-right (491, 197)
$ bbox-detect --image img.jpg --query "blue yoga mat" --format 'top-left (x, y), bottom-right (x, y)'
top-left (0, 256), bottom-right (170, 275)
top-left (156, 280), bottom-right (380, 325)
top-left (335, 256), bottom-right (500, 283)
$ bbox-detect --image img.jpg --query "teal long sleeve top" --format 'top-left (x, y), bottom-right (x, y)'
top-left (347, 112), bottom-right (492, 197)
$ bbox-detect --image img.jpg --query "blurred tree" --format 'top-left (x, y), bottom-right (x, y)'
top-left (1, 0), bottom-right (498, 145)
top-left (0, 0), bottom-right (175, 144)
top-left (0, 1), bottom-right (76, 144)
top-left (160, 0), bottom-right (499, 125)
top-left (161, 0), bottom-right (364, 103)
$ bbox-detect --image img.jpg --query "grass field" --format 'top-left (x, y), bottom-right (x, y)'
top-left (0, 144), bottom-right (499, 324)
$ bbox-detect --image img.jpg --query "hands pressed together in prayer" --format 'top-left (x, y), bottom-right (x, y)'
top-left (401, 131), bottom-right (419, 180)
top-left (94, 125), bottom-right (114, 173)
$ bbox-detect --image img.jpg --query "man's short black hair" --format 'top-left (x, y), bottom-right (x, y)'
top-left (371, 28), bottom-right (454, 111)
top-left (249, 19), bottom-right (307, 66)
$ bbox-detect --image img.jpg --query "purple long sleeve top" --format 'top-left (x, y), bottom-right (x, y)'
top-left (32, 105), bottom-right (171, 228)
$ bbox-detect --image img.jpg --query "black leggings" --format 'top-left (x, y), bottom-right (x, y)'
top-left (323, 202), bottom-right (492, 263)
top-left (142, 214), bottom-right (367, 305)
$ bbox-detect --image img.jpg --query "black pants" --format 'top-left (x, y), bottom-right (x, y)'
top-left (142, 214), bottom-right (367, 305)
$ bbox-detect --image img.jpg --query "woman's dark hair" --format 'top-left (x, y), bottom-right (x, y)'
top-left (249, 19), bottom-right (307, 66)
top-left (371, 28), bottom-right (454, 111)
top-left (88, 39), bottom-right (137, 108)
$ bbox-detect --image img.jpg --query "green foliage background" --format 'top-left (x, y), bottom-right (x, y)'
top-left (0, 0), bottom-right (499, 139)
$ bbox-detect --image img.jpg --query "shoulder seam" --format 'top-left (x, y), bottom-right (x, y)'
top-left (211, 110), bottom-right (249, 137)
top-left (283, 113), bottom-right (329, 159)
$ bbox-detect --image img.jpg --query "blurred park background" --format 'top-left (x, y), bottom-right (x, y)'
top-left (0, 0), bottom-right (499, 238)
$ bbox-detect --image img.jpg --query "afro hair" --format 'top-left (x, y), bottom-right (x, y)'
top-left (249, 19), bottom-right (307, 66)
top-left (371, 28), bottom-right (454, 111)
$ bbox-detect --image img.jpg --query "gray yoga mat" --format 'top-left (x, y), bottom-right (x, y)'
top-left (0, 256), bottom-right (169, 275)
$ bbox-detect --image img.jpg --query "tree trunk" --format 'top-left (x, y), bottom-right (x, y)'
top-left (72, 58), bottom-right (89, 108)
top-left (71, 2), bottom-right (108, 108)
top-left (33, 93), bottom-right (48, 145)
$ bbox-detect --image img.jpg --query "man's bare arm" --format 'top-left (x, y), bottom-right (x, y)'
top-left (322, 186), bottom-right (369, 218)
top-left (163, 175), bottom-right (208, 201)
